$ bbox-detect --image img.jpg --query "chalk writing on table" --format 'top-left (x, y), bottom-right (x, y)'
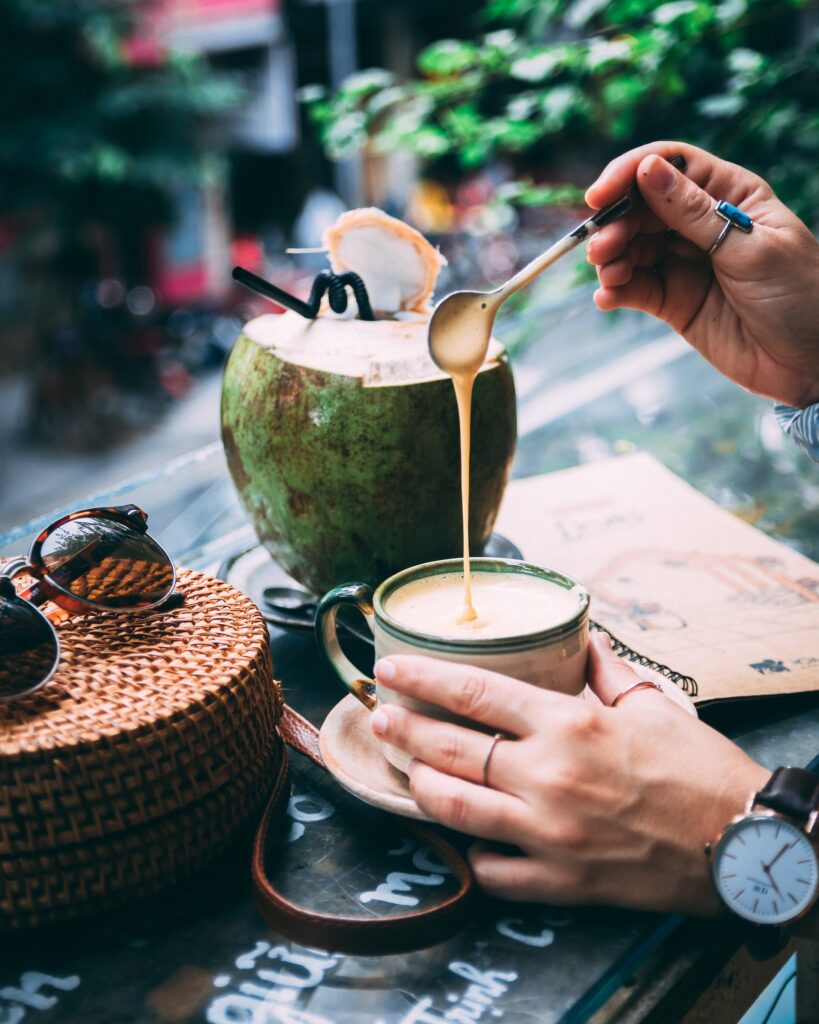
top-left (496, 908), bottom-right (573, 949)
top-left (0, 972), bottom-right (80, 1024)
top-left (359, 842), bottom-right (451, 908)
top-left (207, 944), bottom-right (338, 1024)
top-left (396, 964), bottom-right (518, 1024)
top-left (207, 949), bottom-right (518, 1024)
top-left (286, 788), bottom-right (335, 844)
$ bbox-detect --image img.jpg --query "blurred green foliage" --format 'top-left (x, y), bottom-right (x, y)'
top-left (304, 0), bottom-right (819, 224)
top-left (0, 0), bottom-right (242, 227)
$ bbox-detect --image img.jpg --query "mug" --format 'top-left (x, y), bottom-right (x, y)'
top-left (315, 558), bottom-right (590, 773)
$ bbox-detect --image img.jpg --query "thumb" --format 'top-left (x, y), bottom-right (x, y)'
top-left (587, 632), bottom-right (647, 707)
top-left (637, 154), bottom-right (723, 256)
top-left (587, 632), bottom-right (698, 716)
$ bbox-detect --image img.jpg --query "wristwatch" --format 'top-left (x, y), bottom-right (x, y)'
top-left (708, 766), bottom-right (819, 957)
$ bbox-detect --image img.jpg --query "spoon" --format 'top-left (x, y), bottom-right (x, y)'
top-left (428, 154), bottom-right (686, 374)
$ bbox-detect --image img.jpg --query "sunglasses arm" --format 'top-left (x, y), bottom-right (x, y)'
top-left (1, 558), bottom-right (32, 581)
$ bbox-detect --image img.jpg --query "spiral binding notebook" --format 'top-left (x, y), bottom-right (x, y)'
top-left (496, 453), bottom-right (819, 706)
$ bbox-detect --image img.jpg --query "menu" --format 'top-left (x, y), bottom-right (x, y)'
top-left (496, 452), bottom-right (819, 705)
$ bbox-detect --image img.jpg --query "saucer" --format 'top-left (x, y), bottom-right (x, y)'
top-left (319, 695), bottom-right (431, 821)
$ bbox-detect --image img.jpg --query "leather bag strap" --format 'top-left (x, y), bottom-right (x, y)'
top-left (251, 704), bottom-right (476, 955)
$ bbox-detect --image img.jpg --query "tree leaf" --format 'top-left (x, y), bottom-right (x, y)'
top-left (697, 93), bottom-right (745, 117)
top-left (510, 46), bottom-right (563, 82)
top-left (418, 39), bottom-right (480, 76)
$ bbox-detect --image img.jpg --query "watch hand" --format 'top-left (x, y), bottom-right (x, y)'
top-left (762, 865), bottom-right (783, 898)
top-left (763, 841), bottom-right (793, 873)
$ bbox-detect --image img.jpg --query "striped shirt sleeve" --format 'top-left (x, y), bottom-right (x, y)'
top-left (774, 402), bottom-right (819, 463)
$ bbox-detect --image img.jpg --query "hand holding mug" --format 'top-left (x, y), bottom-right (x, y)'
top-left (315, 558), bottom-right (589, 773)
top-left (586, 141), bottom-right (819, 409)
top-left (368, 634), bottom-right (767, 917)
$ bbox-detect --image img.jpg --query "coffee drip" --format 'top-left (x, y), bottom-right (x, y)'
top-left (428, 294), bottom-right (498, 623)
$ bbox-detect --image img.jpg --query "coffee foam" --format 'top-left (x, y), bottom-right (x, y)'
top-left (385, 571), bottom-right (583, 641)
top-left (243, 311), bottom-right (503, 387)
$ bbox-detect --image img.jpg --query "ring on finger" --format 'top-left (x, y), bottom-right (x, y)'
top-left (707, 200), bottom-right (754, 256)
top-left (609, 680), bottom-right (663, 708)
top-left (483, 732), bottom-right (508, 787)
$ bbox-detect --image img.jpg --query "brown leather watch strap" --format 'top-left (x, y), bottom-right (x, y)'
top-left (252, 704), bottom-right (476, 955)
top-left (755, 766), bottom-right (819, 823)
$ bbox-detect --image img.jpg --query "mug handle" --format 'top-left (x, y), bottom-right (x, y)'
top-left (315, 582), bottom-right (377, 710)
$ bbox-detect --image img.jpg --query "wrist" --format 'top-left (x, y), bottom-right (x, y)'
top-left (707, 764), bottom-right (819, 949)
top-left (695, 761), bottom-right (771, 918)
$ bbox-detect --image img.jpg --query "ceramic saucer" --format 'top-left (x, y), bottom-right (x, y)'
top-left (319, 695), bottom-right (431, 821)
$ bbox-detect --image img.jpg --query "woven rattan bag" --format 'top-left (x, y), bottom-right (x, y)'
top-left (0, 566), bottom-right (282, 928)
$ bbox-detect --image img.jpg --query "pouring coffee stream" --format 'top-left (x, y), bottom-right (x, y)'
top-left (429, 155), bottom-right (687, 620)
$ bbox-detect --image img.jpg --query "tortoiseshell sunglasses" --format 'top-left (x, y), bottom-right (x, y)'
top-left (0, 505), bottom-right (178, 702)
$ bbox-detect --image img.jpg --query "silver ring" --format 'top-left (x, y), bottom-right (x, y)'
top-left (609, 680), bottom-right (663, 708)
top-left (482, 732), bottom-right (506, 787)
top-left (707, 199), bottom-right (754, 256)
top-left (707, 219), bottom-right (733, 255)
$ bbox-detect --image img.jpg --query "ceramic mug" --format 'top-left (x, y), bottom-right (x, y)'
top-left (315, 558), bottom-right (590, 773)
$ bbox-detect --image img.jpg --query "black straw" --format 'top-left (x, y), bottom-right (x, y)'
top-left (232, 266), bottom-right (314, 319)
top-left (233, 266), bottom-right (375, 321)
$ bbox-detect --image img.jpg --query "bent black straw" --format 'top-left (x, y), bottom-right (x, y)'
top-left (233, 266), bottom-right (375, 321)
top-left (232, 266), bottom-right (314, 319)
top-left (313, 270), bottom-right (374, 320)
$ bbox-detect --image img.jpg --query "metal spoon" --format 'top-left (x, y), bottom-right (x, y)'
top-left (428, 155), bottom-right (686, 373)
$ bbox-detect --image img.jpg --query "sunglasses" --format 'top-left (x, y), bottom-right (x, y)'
top-left (0, 505), bottom-right (178, 702)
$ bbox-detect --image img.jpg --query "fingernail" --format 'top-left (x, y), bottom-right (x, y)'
top-left (407, 757), bottom-right (420, 776)
top-left (374, 658), bottom-right (396, 683)
top-left (371, 708), bottom-right (389, 736)
top-left (643, 155), bottom-right (675, 193)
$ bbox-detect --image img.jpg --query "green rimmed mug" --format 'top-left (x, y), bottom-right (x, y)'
top-left (315, 558), bottom-right (590, 773)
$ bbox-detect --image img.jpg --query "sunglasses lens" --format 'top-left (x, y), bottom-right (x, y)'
top-left (40, 516), bottom-right (174, 610)
top-left (0, 595), bottom-right (59, 700)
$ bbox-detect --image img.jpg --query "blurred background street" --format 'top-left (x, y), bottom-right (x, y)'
top-left (1, 0), bottom-right (817, 544)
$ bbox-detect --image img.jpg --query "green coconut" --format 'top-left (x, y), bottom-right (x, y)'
top-left (221, 310), bottom-right (516, 595)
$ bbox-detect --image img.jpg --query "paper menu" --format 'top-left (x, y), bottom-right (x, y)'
top-left (496, 453), bottom-right (819, 705)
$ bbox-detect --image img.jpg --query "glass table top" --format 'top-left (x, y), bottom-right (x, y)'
top-left (1, 304), bottom-right (818, 1024)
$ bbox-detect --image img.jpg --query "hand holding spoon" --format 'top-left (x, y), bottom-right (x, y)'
top-left (428, 155), bottom-right (685, 625)
top-left (427, 154), bottom-right (687, 375)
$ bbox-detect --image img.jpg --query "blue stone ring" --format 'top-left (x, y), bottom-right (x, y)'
top-left (707, 200), bottom-right (754, 256)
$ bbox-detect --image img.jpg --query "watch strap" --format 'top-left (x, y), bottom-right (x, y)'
top-left (742, 923), bottom-right (790, 962)
top-left (755, 766), bottom-right (819, 823)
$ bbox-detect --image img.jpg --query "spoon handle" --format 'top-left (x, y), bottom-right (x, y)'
top-left (494, 154), bottom-right (687, 303)
top-left (494, 232), bottom-right (586, 301)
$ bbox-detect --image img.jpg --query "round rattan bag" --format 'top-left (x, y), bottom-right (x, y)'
top-left (0, 565), bottom-right (282, 928)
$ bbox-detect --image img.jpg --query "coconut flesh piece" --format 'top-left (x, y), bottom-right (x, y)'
top-left (322, 208), bottom-right (447, 316)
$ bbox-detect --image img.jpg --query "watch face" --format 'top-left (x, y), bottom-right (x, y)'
top-left (713, 813), bottom-right (819, 925)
